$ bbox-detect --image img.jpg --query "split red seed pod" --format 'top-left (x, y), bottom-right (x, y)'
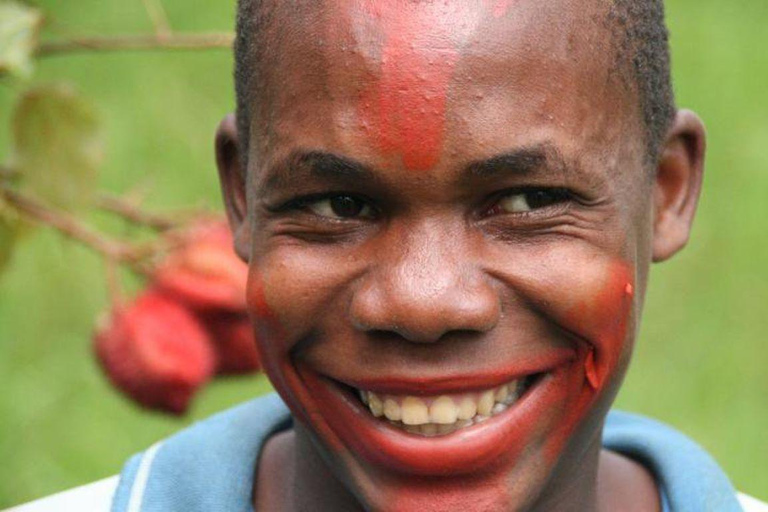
top-left (93, 289), bottom-right (215, 415)
top-left (151, 219), bottom-right (262, 376)
top-left (152, 220), bottom-right (248, 312)
top-left (197, 310), bottom-right (261, 375)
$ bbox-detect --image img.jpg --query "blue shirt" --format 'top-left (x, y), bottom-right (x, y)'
top-left (110, 393), bottom-right (745, 512)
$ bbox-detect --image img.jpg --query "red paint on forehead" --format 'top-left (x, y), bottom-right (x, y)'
top-left (376, 43), bottom-right (459, 171)
top-left (357, 2), bottom-right (463, 171)
top-left (492, 0), bottom-right (513, 18)
top-left (353, 2), bottom-right (520, 170)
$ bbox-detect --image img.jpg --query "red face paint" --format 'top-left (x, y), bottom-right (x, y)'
top-left (355, 1), bottom-right (518, 171)
top-left (355, 2), bottom-right (463, 171)
top-left (492, 0), bottom-right (513, 19)
top-left (540, 260), bottom-right (635, 462)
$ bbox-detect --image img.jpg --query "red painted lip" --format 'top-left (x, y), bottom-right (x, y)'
top-left (298, 348), bottom-right (583, 476)
top-left (334, 353), bottom-right (572, 396)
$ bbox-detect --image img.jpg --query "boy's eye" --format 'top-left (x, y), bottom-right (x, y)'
top-left (306, 195), bottom-right (375, 219)
top-left (495, 188), bottom-right (571, 214)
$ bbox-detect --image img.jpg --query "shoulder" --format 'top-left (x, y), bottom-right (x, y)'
top-left (604, 411), bottom-right (768, 512)
top-left (3, 476), bottom-right (118, 512)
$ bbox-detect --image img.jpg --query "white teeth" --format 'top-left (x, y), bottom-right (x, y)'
top-left (430, 396), bottom-right (458, 424)
top-left (507, 381), bottom-right (519, 400)
top-left (492, 403), bottom-right (507, 415)
top-left (477, 390), bottom-right (495, 416)
top-left (401, 397), bottom-right (429, 425)
top-left (359, 377), bottom-right (529, 436)
top-left (494, 385), bottom-right (509, 403)
top-left (383, 398), bottom-right (401, 421)
top-left (368, 393), bottom-right (384, 417)
top-left (457, 397), bottom-right (478, 420)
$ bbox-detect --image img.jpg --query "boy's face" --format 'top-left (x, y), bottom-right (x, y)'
top-left (217, 1), bottom-right (704, 509)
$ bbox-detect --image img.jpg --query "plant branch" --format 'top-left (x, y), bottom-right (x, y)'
top-left (0, 166), bottom-right (18, 181)
top-left (0, 185), bottom-right (158, 269)
top-left (97, 193), bottom-right (179, 231)
top-left (36, 32), bottom-right (233, 57)
top-left (142, 0), bottom-right (172, 38)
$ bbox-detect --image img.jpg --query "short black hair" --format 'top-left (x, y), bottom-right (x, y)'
top-left (234, 0), bottom-right (676, 170)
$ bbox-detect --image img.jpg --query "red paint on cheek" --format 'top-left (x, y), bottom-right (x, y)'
top-left (541, 261), bottom-right (635, 463)
top-left (563, 262), bottom-right (635, 390)
top-left (247, 268), bottom-right (348, 454)
top-left (245, 269), bottom-right (282, 376)
top-left (584, 348), bottom-right (599, 390)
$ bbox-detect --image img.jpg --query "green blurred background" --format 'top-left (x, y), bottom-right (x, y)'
top-left (0, 0), bottom-right (766, 507)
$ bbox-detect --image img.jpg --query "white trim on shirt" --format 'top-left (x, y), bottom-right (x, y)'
top-left (3, 476), bottom-right (118, 512)
top-left (4, 478), bottom-right (767, 511)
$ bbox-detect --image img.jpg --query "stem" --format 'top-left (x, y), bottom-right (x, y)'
top-left (0, 166), bottom-right (18, 180)
top-left (0, 185), bottom-right (158, 267)
top-left (105, 258), bottom-right (124, 306)
top-left (36, 32), bottom-right (234, 57)
top-left (142, 0), bottom-right (172, 38)
top-left (97, 194), bottom-right (178, 231)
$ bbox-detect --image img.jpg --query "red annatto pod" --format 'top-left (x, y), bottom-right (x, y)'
top-left (152, 220), bottom-right (248, 312)
top-left (197, 310), bottom-right (261, 375)
top-left (93, 290), bottom-right (215, 415)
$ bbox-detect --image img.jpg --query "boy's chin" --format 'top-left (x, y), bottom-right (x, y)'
top-left (343, 457), bottom-right (551, 512)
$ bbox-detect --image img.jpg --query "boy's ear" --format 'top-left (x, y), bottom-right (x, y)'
top-left (652, 109), bottom-right (706, 262)
top-left (215, 114), bottom-right (250, 262)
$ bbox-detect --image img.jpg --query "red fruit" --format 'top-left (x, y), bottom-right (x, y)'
top-left (94, 290), bottom-right (215, 415)
top-left (153, 221), bottom-right (248, 311)
top-left (198, 311), bottom-right (261, 375)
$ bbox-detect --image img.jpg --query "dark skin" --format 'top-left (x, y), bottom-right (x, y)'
top-left (215, 1), bottom-right (705, 510)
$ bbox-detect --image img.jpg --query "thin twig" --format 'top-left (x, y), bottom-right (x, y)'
top-left (0, 185), bottom-right (158, 266)
top-left (0, 166), bottom-right (18, 181)
top-left (97, 193), bottom-right (179, 231)
top-left (105, 258), bottom-right (124, 306)
top-left (141, 0), bottom-right (172, 38)
top-left (36, 32), bottom-right (234, 57)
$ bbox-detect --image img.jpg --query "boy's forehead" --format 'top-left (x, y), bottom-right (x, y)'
top-left (253, 0), bottom-right (641, 181)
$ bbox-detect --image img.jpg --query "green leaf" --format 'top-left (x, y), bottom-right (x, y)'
top-left (11, 84), bottom-right (104, 212)
top-left (0, 1), bottom-right (43, 79)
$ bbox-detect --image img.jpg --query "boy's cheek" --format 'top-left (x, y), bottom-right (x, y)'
top-left (244, 249), bottom-right (362, 399)
top-left (504, 250), bottom-right (637, 463)
top-left (507, 250), bottom-right (635, 387)
top-left (248, 242), bottom-right (637, 386)
top-left (555, 257), bottom-right (635, 389)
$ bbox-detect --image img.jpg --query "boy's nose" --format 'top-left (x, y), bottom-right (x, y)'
top-left (349, 223), bottom-right (500, 343)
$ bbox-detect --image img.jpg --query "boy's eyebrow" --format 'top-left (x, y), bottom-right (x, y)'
top-left (261, 150), bottom-right (375, 192)
top-left (464, 143), bottom-right (575, 182)
top-left (260, 143), bottom-right (590, 194)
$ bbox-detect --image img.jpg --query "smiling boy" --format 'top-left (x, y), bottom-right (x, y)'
top-left (8, 1), bottom-right (767, 512)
